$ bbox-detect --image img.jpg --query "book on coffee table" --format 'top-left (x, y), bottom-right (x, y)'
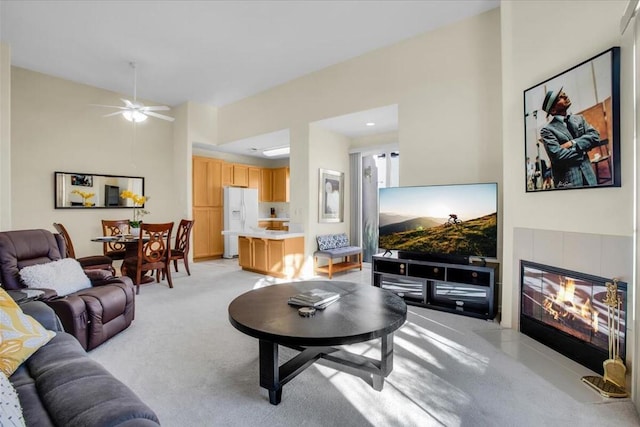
top-left (288, 288), bottom-right (340, 309)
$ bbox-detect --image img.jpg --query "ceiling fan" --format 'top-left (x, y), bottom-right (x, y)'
top-left (90, 61), bottom-right (175, 123)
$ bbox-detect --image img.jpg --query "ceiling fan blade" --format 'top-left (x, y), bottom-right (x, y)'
top-left (89, 103), bottom-right (127, 109)
top-left (145, 111), bottom-right (175, 122)
top-left (103, 111), bottom-right (125, 118)
top-left (121, 98), bottom-right (134, 108)
top-left (140, 105), bottom-right (170, 111)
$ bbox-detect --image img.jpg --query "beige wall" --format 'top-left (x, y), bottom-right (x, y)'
top-left (500, 0), bottom-right (637, 406)
top-left (216, 8), bottom-right (503, 257)
top-left (10, 67), bottom-right (181, 256)
top-left (1, 43), bottom-right (11, 230)
top-left (306, 124), bottom-right (351, 267)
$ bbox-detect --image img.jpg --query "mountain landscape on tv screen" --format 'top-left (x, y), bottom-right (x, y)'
top-left (379, 212), bottom-right (497, 256)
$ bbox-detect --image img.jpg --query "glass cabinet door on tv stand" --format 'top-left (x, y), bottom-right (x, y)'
top-left (371, 253), bottom-right (499, 320)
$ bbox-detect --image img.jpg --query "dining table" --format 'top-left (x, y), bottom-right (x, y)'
top-left (91, 235), bottom-right (155, 284)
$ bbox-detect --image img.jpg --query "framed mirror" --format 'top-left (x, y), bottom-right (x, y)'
top-left (54, 172), bottom-right (145, 209)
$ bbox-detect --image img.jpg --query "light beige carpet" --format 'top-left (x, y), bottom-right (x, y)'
top-left (89, 260), bottom-right (640, 426)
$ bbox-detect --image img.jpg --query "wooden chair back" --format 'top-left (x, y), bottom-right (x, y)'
top-left (52, 222), bottom-right (76, 259)
top-left (174, 219), bottom-right (194, 253)
top-left (169, 219), bottom-right (194, 275)
top-left (132, 222), bottom-right (174, 294)
top-left (101, 219), bottom-right (130, 258)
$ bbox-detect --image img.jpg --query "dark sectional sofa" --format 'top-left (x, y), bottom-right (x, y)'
top-left (9, 301), bottom-right (160, 426)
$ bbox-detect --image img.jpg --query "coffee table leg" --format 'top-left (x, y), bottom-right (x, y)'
top-left (259, 340), bottom-right (282, 405)
top-left (373, 333), bottom-right (394, 391)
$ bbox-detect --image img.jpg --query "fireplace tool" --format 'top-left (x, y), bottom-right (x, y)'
top-left (581, 279), bottom-right (628, 398)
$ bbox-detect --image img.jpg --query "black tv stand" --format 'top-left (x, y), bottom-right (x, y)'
top-left (382, 249), bottom-right (393, 256)
top-left (372, 252), bottom-right (499, 320)
top-left (397, 251), bottom-right (469, 265)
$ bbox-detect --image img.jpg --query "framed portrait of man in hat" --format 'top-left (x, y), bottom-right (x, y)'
top-left (523, 47), bottom-right (620, 192)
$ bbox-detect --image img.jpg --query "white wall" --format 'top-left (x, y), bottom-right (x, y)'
top-left (500, 0), bottom-right (630, 324)
top-left (500, 0), bottom-right (637, 406)
top-left (10, 67), bottom-right (181, 256)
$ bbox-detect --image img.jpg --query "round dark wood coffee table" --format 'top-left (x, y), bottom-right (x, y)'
top-left (228, 280), bottom-right (407, 404)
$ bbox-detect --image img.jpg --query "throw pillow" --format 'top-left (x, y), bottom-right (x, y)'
top-left (0, 289), bottom-right (55, 377)
top-left (0, 371), bottom-right (25, 427)
top-left (19, 258), bottom-right (91, 296)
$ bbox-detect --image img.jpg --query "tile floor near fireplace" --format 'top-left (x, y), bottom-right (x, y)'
top-left (476, 327), bottom-right (618, 403)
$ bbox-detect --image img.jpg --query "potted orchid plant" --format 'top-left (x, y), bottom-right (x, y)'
top-left (120, 190), bottom-right (149, 234)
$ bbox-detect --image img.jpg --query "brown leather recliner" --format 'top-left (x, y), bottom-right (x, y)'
top-left (0, 229), bottom-right (135, 351)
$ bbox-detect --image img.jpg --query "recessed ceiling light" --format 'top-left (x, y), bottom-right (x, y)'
top-left (366, 122), bottom-right (375, 126)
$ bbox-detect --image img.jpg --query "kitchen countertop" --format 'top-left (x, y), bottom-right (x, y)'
top-left (258, 217), bottom-right (290, 222)
top-left (222, 230), bottom-right (303, 240)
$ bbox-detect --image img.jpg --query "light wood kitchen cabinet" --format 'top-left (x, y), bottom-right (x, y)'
top-left (237, 236), bottom-right (304, 278)
top-left (248, 167), bottom-right (260, 189)
top-left (272, 167), bottom-right (290, 202)
top-left (192, 206), bottom-right (223, 259)
top-left (238, 236), bottom-right (268, 272)
top-left (193, 156), bottom-right (222, 207)
top-left (233, 164), bottom-right (249, 187)
top-left (266, 239), bottom-right (286, 276)
top-left (222, 162), bottom-right (250, 187)
top-left (238, 236), bottom-right (252, 269)
top-left (260, 168), bottom-right (273, 202)
top-left (193, 156), bottom-right (224, 260)
top-left (222, 163), bottom-right (232, 186)
top-left (252, 238), bottom-right (269, 272)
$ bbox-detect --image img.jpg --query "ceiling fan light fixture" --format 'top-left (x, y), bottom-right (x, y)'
top-left (263, 146), bottom-right (290, 157)
top-left (123, 110), bottom-right (148, 123)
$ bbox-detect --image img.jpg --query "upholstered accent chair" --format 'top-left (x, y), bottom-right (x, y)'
top-left (0, 229), bottom-right (135, 350)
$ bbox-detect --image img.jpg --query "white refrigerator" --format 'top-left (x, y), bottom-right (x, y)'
top-left (223, 187), bottom-right (259, 258)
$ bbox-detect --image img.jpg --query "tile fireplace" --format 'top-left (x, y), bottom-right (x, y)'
top-left (520, 260), bottom-right (627, 375)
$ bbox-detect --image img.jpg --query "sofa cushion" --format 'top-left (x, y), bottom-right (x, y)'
top-left (317, 233), bottom-right (350, 250)
top-left (20, 332), bottom-right (160, 427)
top-left (0, 371), bottom-right (25, 427)
top-left (0, 289), bottom-right (55, 376)
top-left (19, 258), bottom-right (91, 296)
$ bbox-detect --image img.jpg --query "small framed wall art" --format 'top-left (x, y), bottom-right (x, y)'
top-left (523, 47), bottom-right (620, 192)
top-left (318, 168), bottom-right (344, 223)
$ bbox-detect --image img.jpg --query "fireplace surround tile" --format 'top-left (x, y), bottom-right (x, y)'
top-left (563, 232), bottom-right (602, 276)
top-left (532, 229), bottom-right (563, 266)
top-left (600, 235), bottom-right (633, 282)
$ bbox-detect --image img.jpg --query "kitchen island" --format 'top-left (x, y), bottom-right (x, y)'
top-left (223, 230), bottom-right (304, 278)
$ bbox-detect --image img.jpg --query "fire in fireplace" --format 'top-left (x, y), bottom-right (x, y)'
top-left (520, 261), bottom-right (627, 374)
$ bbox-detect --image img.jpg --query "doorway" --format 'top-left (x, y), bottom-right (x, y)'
top-left (361, 150), bottom-right (399, 262)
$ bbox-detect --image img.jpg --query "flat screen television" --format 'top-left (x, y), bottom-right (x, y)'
top-left (104, 185), bottom-right (120, 207)
top-left (378, 183), bottom-right (498, 263)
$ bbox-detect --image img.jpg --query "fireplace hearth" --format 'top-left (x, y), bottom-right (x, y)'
top-left (520, 261), bottom-right (627, 375)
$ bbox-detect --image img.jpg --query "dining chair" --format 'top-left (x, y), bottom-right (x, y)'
top-left (122, 222), bottom-right (174, 294)
top-left (168, 219), bottom-right (194, 275)
top-left (101, 219), bottom-right (130, 261)
top-left (52, 222), bottom-right (116, 275)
